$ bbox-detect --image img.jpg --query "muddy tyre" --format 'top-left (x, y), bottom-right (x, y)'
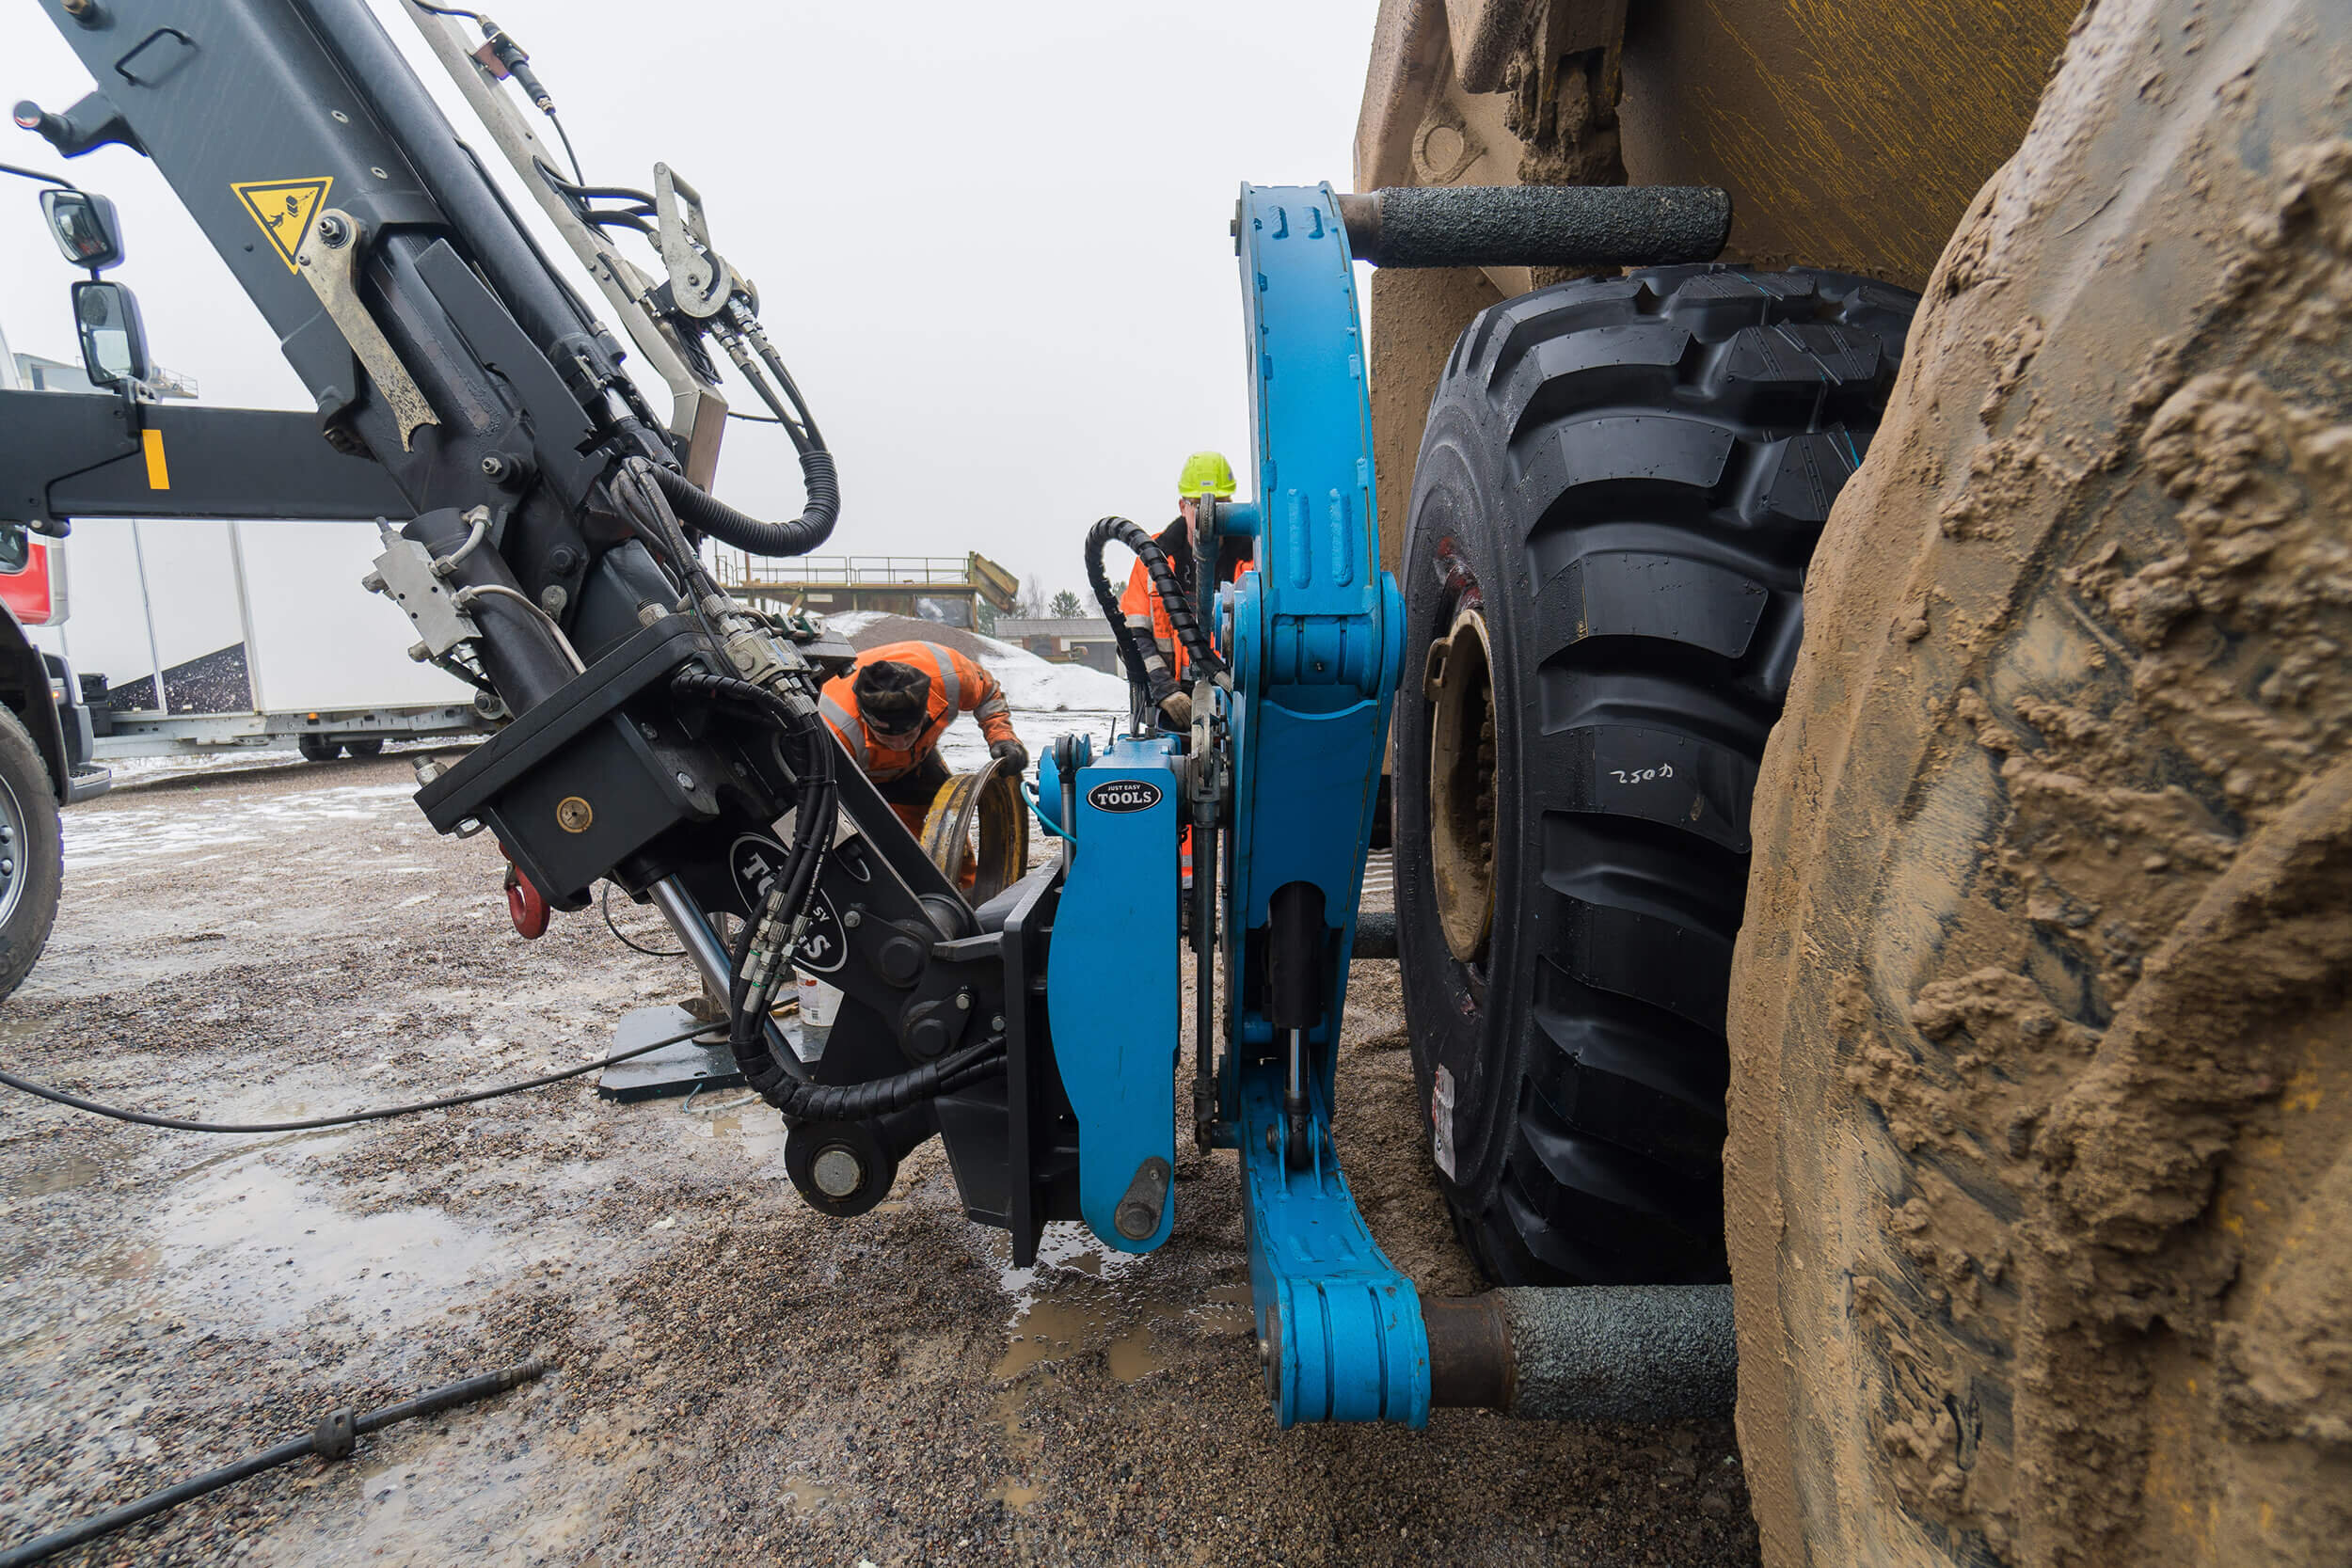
top-left (1728, 3), bottom-right (2352, 1562)
top-left (1393, 265), bottom-right (1916, 1286)
top-left (0, 705), bottom-right (62, 1001)
top-left (297, 734), bottom-right (342, 763)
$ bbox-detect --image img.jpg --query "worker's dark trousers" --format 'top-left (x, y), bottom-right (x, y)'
top-left (873, 748), bottom-right (952, 836)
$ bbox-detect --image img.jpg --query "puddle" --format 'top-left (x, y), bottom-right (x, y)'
top-left (338, 1415), bottom-right (571, 1562)
top-left (159, 1147), bottom-right (536, 1330)
top-left (990, 1212), bottom-right (1257, 1368)
top-left (674, 1107), bottom-right (787, 1166)
top-left (781, 1476), bottom-right (835, 1512)
top-left (992, 1221), bottom-right (1140, 1321)
top-left (986, 1381), bottom-right (1051, 1512)
top-left (6, 1151), bottom-right (103, 1196)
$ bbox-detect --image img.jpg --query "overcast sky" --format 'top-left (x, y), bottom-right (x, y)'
top-left (3, 0), bottom-right (1380, 604)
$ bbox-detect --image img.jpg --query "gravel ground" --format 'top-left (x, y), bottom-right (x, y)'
top-left (0, 746), bottom-right (1760, 1566)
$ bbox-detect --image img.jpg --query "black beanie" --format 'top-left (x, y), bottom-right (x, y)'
top-left (854, 659), bottom-right (930, 730)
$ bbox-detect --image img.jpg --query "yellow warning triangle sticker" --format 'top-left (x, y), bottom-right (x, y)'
top-left (230, 177), bottom-right (334, 272)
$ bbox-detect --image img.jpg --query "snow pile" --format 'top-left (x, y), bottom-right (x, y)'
top-left (977, 635), bottom-right (1127, 712)
top-left (818, 610), bottom-right (1128, 713)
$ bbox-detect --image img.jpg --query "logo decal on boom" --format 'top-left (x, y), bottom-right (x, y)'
top-left (230, 177), bottom-right (334, 272)
top-left (730, 833), bottom-right (847, 974)
top-left (1086, 779), bottom-right (1164, 814)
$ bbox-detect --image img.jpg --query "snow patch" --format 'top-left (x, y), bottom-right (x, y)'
top-left (65, 784), bottom-right (418, 869)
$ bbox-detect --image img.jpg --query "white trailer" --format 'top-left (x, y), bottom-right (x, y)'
top-left (3, 339), bottom-right (493, 775)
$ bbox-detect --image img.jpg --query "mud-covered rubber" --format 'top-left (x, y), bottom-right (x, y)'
top-left (1728, 2), bottom-right (2352, 1562)
top-left (296, 734), bottom-right (342, 763)
top-left (0, 706), bottom-right (62, 1001)
top-left (1393, 264), bottom-right (1916, 1286)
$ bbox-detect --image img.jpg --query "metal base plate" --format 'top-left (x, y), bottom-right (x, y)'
top-left (596, 1005), bottom-right (742, 1102)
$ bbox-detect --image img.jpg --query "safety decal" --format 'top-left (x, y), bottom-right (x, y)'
top-left (1086, 779), bottom-right (1163, 814)
top-left (1432, 1065), bottom-right (1457, 1179)
top-left (139, 428), bottom-right (169, 490)
top-left (230, 177), bottom-right (334, 272)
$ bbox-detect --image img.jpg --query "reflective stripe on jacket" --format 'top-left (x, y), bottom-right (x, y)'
top-left (818, 640), bottom-right (1017, 782)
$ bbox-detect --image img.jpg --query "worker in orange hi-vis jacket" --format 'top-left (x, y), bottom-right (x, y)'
top-left (1119, 450), bottom-right (1254, 730)
top-left (818, 641), bottom-right (1027, 836)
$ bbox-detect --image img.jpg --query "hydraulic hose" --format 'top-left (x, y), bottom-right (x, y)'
top-left (755, 1035), bottom-right (1007, 1121)
top-left (1083, 515), bottom-right (1223, 705)
top-left (0, 1017), bottom-right (725, 1134)
top-left (652, 454), bottom-right (837, 560)
top-left (0, 1358), bottom-right (547, 1568)
top-left (667, 669), bottom-right (839, 1065)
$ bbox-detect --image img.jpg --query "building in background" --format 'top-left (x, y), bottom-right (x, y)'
top-left (994, 616), bottom-right (1120, 674)
top-left (704, 549), bottom-right (1019, 631)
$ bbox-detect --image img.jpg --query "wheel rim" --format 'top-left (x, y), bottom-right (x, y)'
top-left (0, 764), bottom-right (29, 930)
top-left (1426, 606), bottom-right (1496, 963)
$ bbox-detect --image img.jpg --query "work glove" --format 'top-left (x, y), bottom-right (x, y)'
top-left (1158, 689), bottom-right (1194, 729)
top-left (990, 737), bottom-right (1030, 774)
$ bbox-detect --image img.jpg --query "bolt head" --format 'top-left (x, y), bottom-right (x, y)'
top-left (842, 909), bottom-right (863, 929)
top-left (479, 454), bottom-right (506, 479)
top-left (810, 1145), bottom-right (864, 1199)
top-left (954, 992), bottom-right (971, 1010)
top-left (675, 770), bottom-right (695, 791)
top-left (361, 571), bottom-right (386, 594)
top-left (407, 641), bottom-right (431, 662)
top-left (990, 1015), bottom-right (1006, 1032)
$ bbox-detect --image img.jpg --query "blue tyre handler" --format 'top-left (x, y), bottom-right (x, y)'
top-left (1042, 734), bottom-right (1183, 1253)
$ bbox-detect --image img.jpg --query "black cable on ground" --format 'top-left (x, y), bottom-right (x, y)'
top-left (601, 881), bottom-right (687, 957)
top-left (0, 1018), bottom-right (723, 1134)
top-left (0, 1358), bottom-right (547, 1568)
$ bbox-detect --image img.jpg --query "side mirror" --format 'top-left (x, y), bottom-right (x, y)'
top-left (40, 188), bottom-right (125, 272)
top-left (72, 280), bottom-right (150, 389)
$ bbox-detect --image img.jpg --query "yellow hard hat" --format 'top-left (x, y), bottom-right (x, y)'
top-left (1178, 451), bottom-right (1237, 499)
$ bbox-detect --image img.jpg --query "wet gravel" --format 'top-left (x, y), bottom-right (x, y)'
top-left (0, 752), bottom-right (1759, 1565)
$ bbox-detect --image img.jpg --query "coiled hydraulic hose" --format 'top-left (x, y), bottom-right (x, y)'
top-left (652, 453), bottom-right (838, 560)
top-left (760, 1034), bottom-right (1007, 1122)
top-left (1083, 515), bottom-right (1223, 706)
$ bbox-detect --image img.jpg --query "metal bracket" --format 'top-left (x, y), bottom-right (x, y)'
top-left (295, 209), bottom-right (440, 451)
top-left (366, 519), bottom-right (481, 658)
top-left (654, 165), bottom-right (738, 321)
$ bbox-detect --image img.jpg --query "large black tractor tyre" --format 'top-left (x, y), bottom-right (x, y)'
top-left (0, 705), bottom-right (63, 1001)
top-left (1393, 265), bottom-right (1917, 1286)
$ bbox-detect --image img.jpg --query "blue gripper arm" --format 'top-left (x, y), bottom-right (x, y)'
top-left (1038, 183), bottom-right (1416, 1424)
top-left (1216, 183), bottom-right (1418, 1426)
